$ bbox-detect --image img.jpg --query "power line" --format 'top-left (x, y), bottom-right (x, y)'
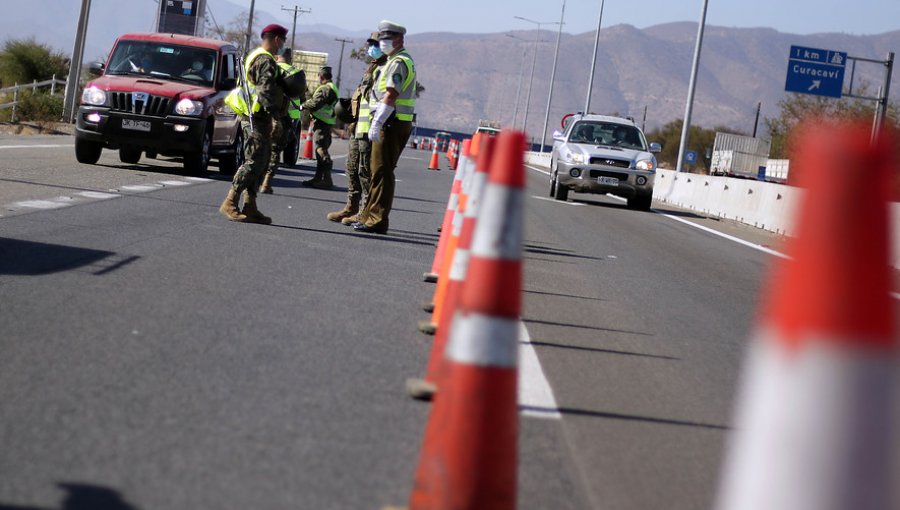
top-left (281, 5), bottom-right (311, 54)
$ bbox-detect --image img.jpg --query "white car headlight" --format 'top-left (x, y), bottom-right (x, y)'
top-left (567, 152), bottom-right (585, 164)
top-left (175, 99), bottom-right (204, 116)
top-left (81, 86), bottom-right (107, 106)
top-left (636, 158), bottom-right (656, 171)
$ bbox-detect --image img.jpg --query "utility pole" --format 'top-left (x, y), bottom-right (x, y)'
top-left (64, 0), bottom-right (92, 123)
top-left (584, 0), bottom-right (605, 115)
top-left (334, 37), bottom-right (353, 93)
top-left (281, 5), bottom-right (311, 54)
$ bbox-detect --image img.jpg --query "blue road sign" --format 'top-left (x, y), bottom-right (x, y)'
top-left (684, 150), bottom-right (697, 164)
top-left (785, 45), bottom-right (846, 98)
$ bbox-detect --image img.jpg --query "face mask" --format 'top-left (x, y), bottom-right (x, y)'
top-left (367, 45), bottom-right (383, 59)
top-left (379, 39), bottom-right (395, 55)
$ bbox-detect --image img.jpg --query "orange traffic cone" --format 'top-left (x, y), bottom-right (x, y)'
top-left (418, 135), bottom-right (483, 335)
top-left (408, 136), bottom-right (496, 400)
top-left (428, 140), bottom-right (441, 171)
top-left (423, 139), bottom-right (473, 284)
top-left (715, 121), bottom-right (897, 510)
top-left (303, 124), bottom-right (314, 160)
top-left (408, 130), bottom-right (526, 510)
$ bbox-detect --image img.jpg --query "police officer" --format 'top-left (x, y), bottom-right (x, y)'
top-left (300, 66), bottom-right (339, 189)
top-left (220, 23), bottom-right (288, 224)
top-left (327, 33), bottom-right (387, 224)
top-left (260, 52), bottom-right (305, 194)
top-left (353, 20), bottom-right (416, 234)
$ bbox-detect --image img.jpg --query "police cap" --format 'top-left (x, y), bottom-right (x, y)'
top-left (261, 24), bottom-right (288, 38)
top-left (366, 32), bottom-right (379, 45)
top-left (377, 20), bottom-right (406, 39)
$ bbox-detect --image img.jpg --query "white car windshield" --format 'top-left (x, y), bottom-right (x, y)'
top-left (568, 122), bottom-right (646, 151)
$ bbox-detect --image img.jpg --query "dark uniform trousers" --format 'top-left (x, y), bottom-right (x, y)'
top-left (361, 118), bottom-right (412, 230)
top-left (232, 113), bottom-right (274, 194)
top-left (346, 132), bottom-right (372, 209)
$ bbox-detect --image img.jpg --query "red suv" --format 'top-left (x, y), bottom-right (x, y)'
top-left (75, 33), bottom-right (243, 175)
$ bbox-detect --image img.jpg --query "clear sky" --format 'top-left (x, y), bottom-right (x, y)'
top-left (247, 0), bottom-right (900, 36)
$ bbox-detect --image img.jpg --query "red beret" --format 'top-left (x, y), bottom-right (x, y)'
top-left (261, 24), bottom-right (288, 38)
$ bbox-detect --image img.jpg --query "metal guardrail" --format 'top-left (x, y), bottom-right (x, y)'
top-left (0, 76), bottom-right (66, 121)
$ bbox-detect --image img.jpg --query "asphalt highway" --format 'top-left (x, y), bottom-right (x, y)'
top-left (0, 135), bottom-right (896, 509)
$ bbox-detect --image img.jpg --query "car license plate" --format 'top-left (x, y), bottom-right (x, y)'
top-left (122, 119), bottom-right (151, 132)
top-left (597, 176), bottom-right (619, 186)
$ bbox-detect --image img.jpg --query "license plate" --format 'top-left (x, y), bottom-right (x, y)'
top-left (122, 119), bottom-right (151, 132)
top-left (597, 176), bottom-right (619, 186)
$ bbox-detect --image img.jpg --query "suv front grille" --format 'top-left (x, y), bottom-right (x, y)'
top-left (589, 170), bottom-right (629, 181)
top-left (589, 157), bottom-right (631, 168)
top-left (110, 92), bottom-right (171, 117)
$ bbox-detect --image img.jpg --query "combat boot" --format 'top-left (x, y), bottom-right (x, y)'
top-left (219, 188), bottom-right (248, 222)
top-left (259, 173), bottom-right (274, 194)
top-left (301, 168), bottom-right (323, 187)
top-left (240, 191), bottom-right (272, 225)
top-left (326, 198), bottom-right (359, 222)
top-left (312, 165), bottom-right (334, 189)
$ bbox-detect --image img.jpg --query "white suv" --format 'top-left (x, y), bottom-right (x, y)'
top-left (550, 114), bottom-right (661, 210)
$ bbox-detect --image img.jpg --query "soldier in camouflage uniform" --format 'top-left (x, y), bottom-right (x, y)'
top-left (260, 53), bottom-right (305, 194)
top-left (328, 33), bottom-right (387, 224)
top-left (300, 67), bottom-right (339, 190)
top-left (218, 24), bottom-right (288, 224)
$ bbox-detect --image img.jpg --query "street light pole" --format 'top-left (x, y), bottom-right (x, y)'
top-left (244, 0), bottom-right (256, 52)
top-left (64, 0), bottom-right (92, 123)
top-left (281, 5), bottom-right (311, 54)
top-left (584, 0), bottom-right (605, 114)
top-left (539, 0), bottom-right (566, 153)
top-left (675, 0), bottom-right (709, 173)
top-left (334, 37), bottom-right (353, 93)
top-left (505, 33), bottom-right (530, 129)
top-left (514, 16), bottom-right (559, 142)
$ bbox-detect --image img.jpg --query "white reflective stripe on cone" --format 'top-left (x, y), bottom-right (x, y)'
top-left (471, 184), bottom-right (524, 260)
top-left (446, 312), bottom-right (519, 368)
top-left (449, 248), bottom-right (470, 281)
top-left (464, 172), bottom-right (489, 219)
top-left (715, 331), bottom-right (893, 510)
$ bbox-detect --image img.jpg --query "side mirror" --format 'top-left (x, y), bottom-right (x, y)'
top-left (552, 129), bottom-right (564, 142)
top-left (649, 142), bottom-right (662, 153)
top-left (221, 78), bottom-right (237, 90)
top-left (88, 61), bottom-right (105, 77)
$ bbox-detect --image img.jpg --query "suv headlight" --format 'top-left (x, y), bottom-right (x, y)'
top-left (636, 158), bottom-right (656, 171)
top-left (565, 152), bottom-right (585, 164)
top-left (175, 99), bottom-right (204, 116)
top-left (81, 86), bottom-right (107, 106)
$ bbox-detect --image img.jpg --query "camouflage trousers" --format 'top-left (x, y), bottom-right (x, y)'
top-left (313, 120), bottom-right (333, 174)
top-left (232, 114), bottom-right (273, 195)
top-left (265, 116), bottom-right (291, 178)
top-left (346, 133), bottom-right (372, 208)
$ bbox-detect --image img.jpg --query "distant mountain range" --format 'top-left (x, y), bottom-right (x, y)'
top-left (4, 1), bottom-right (898, 139)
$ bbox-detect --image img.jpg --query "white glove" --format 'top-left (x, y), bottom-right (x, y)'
top-left (368, 103), bottom-right (394, 143)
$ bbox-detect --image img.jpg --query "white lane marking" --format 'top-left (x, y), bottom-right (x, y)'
top-left (159, 180), bottom-right (191, 186)
top-left (120, 184), bottom-right (162, 192)
top-left (0, 144), bottom-right (74, 150)
top-left (12, 199), bottom-right (70, 209)
top-left (532, 195), bottom-right (585, 206)
top-left (526, 164), bottom-right (551, 176)
top-left (184, 177), bottom-right (213, 182)
top-left (519, 322), bottom-right (562, 419)
top-left (77, 191), bottom-right (118, 200)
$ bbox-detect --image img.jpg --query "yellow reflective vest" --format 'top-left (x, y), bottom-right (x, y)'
top-left (311, 81), bottom-right (339, 125)
top-left (223, 47), bottom-right (279, 117)
top-left (373, 50), bottom-right (416, 122)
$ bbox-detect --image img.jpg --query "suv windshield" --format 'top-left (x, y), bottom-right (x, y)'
top-left (106, 40), bottom-right (217, 87)
top-left (568, 121), bottom-right (646, 151)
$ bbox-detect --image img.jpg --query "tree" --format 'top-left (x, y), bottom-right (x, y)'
top-left (0, 38), bottom-right (68, 88)
top-left (645, 119), bottom-right (740, 172)
top-left (213, 11), bottom-right (261, 54)
top-left (765, 84), bottom-right (900, 158)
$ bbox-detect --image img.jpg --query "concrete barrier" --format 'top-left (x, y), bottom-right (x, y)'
top-left (524, 153), bottom-right (900, 268)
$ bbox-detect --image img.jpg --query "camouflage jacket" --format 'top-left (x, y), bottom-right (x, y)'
top-left (301, 80), bottom-right (338, 113)
top-left (248, 51), bottom-right (286, 116)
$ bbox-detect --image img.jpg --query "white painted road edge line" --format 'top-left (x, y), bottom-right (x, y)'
top-left (519, 321), bottom-right (562, 419)
top-left (0, 144), bottom-right (74, 150)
